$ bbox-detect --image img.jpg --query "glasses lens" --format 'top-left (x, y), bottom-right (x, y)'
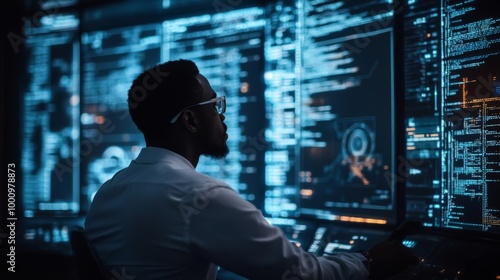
top-left (214, 100), bottom-right (220, 113)
top-left (219, 98), bottom-right (226, 114)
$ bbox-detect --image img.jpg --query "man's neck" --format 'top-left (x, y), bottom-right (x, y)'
top-left (146, 141), bottom-right (199, 168)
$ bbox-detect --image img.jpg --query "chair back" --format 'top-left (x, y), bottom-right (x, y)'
top-left (70, 226), bottom-right (109, 280)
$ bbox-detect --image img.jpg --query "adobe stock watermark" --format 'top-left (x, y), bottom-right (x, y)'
top-left (281, 253), bottom-right (318, 280)
top-left (176, 120), bottom-right (269, 224)
top-left (240, 128), bottom-right (267, 157)
top-left (53, 118), bottom-right (117, 183)
top-left (443, 72), bottom-right (497, 130)
top-left (213, 0), bottom-right (243, 13)
top-left (383, 146), bottom-right (428, 186)
top-left (7, 0), bottom-right (62, 54)
top-left (383, 72), bottom-right (498, 185)
top-left (281, 265), bottom-right (305, 280)
top-left (384, 131), bottom-right (440, 186)
top-left (126, 66), bottom-right (170, 113)
top-left (341, 0), bottom-right (403, 54)
top-left (178, 186), bottom-right (221, 225)
top-left (110, 267), bottom-right (136, 280)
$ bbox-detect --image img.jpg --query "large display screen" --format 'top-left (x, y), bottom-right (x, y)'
top-left (80, 23), bottom-right (163, 212)
top-left (161, 7), bottom-right (267, 206)
top-left (21, 14), bottom-right (81, 218)
top-left (264, 0), bottom-right (397, 225)
top-left (19, 12), bottom-right (81, 251)
top-left (17, 0), bottom-right (500, 253)
top-left (404, 0), bottom-right (500, 233)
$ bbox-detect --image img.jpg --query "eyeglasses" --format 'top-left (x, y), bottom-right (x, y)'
top-left (170, 96), bottom-right (226, 123)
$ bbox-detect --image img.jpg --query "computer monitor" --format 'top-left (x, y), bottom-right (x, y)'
top-left (404, 0), bottom-right (500, 234)
top-left (18, 12), bottom-right (81, 253)
top-left (263, 0), bottom-right (399, 227)
top-left (25, 0), bottom-right (492, 257)
top-left (79, 5), bottom-right (268, 208)
top-left (160, 7), bottom-right (267, 206)
top-left (18, 1), bottom-right (269, 253)
top-left (80, 22), bottom-right (162, 212)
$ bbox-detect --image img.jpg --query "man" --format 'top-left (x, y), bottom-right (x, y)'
top-left (85, 59), bottom-right (418, 280)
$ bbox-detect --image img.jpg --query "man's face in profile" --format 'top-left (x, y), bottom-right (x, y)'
top-left (195, 74), bottom-right (229, 159)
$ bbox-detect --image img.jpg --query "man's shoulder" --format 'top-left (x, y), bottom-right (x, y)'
top-left (184, 172), bottom-right (234, 196)
top-left (112, 164), bottom-right (232, 194)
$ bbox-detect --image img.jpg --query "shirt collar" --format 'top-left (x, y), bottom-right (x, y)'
top-left (133, 146), bottom-right (195, 169)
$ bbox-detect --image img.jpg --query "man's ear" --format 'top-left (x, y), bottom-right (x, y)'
top-left (181, 109), bottom-right (198, 133)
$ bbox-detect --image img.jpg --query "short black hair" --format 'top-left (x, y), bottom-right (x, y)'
top-left (127, 59), bottom-right (203, 137)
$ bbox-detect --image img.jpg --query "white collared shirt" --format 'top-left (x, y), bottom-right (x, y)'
top-left (85, 147), bottom-right (369, 280)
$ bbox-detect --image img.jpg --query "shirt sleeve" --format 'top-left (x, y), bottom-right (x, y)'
top-left (188, 186), bottom-right (369, 280)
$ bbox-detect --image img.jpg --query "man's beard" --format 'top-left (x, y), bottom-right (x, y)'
top-left (204, 143), bottom-right (229, 159)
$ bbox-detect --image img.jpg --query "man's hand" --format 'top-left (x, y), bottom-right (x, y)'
top-left (367, 240), bottom-right (419, 280)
